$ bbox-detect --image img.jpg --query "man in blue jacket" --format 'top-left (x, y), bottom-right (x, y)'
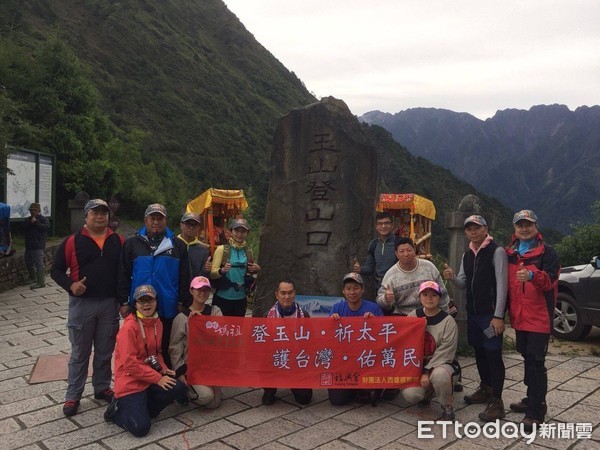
top-left (117, 203), bottom-right (190, 366)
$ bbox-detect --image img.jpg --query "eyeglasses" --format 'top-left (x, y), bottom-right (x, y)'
top-left (136, 298), bottom-right (157, 305)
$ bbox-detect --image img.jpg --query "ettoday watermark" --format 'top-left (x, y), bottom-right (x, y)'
top-left (418, 420), bottom-right (593, 444)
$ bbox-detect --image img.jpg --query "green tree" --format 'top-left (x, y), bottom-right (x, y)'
top-left (555, 201), bottom-right (600, 266)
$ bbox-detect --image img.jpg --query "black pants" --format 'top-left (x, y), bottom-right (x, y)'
top-left (263, 388), bottom-right (312, 405)
top-left (327, 388), bottom-right (377, 406)
top-left (113, 380), bottom-right (186, 437)
top-left (473, 347), bottom-right (505, 398)
top-left (212, 293), bottom-right (247, 317)
top-left (516, 330), bottom-right (549, 420)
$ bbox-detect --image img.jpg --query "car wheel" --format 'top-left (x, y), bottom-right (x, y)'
top-left (552, 293), bottom-right (591, 341)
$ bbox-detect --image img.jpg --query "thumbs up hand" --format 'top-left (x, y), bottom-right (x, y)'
top-left (352, 258), bottom-right (361, 273)
top-left (221, 262), bottom-right (231, 274)
top-left (516, 262), bottom-right (530, 282)
top-left (442, 263), bottom-right (454, 280)
top-left (204, 256), bottom-right (212, 273)
top-left (71, 276), bottom-right (87, 296)
top-left (384, 284), bottom-right (395, 304)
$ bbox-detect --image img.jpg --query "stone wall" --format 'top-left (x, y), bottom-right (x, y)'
top-left (0, 244), bottom-right (60, 291)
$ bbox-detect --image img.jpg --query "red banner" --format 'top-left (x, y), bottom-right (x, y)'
top-left (188, 316), bottom-right (425, 389)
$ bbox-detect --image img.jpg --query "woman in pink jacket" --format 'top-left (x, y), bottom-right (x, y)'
top-left (104, 284), bottom-right (186, 437)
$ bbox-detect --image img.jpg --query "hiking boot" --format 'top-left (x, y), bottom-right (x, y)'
top-left (509, 398), bottom-right (528, 413)
top-left (440, 405), bottom-right (455, 421)
top-left (509, 398), bottom-right (547, 416)
top-left (521, 416), bottom-right (542, 432)
top-left (464, 384), bottom-right (492, 404)
top-left (25, 267), bottom-right (36, 284)
top-left (94, 388), bottom-right (114, 403)
top-left (30, 270), bottom-right (45, 289)
top-left (418, 386), bottom-right (435, 408)
top-left (104, 399), bottom-right (119, 423)
top-left (261, 390), bottom-right (276, 405)
top-left (478, 398), bottom-right (506, 422)
top-left (63, 400), bottom-right (80, 417)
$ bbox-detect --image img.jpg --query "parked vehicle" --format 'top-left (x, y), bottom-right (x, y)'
top-left (553, 256), bottom-right (600, 340)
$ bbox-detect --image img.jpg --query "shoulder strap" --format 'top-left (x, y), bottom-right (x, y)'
top-left (221, 244), bottom-right (231, 266)
top-left (245, 246), bottom-right (254, 262)
top-left (368, 239), bottom-right (377, 258)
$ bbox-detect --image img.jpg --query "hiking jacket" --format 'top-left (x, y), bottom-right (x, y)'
top-left (462, 239), bottom-right (507, 315)
top-left (114, 313), bottom-right (165, 398)
top-left (117, 227), bottom-right (190, 319)
top-left (51, 227), bottom-right (124, 298)
top-left (23, 214), bottom-right (50, 250)
top-left (177, 235), bottom-right (210, 280)
top-left (506, 233), bottom-right (560, 333)
top-left (359, 235), bottom-right (398, 286)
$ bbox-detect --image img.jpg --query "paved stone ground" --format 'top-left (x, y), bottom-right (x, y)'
top-left (1, 281), bottom-right (599, 449)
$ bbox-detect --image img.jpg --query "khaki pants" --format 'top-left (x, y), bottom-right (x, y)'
top-left (400, 364), bottom-right (456, 407)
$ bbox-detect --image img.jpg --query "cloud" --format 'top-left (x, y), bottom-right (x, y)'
top-left (225, 0), bottom-right (600, 119)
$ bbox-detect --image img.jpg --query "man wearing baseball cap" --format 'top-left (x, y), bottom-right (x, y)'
top-left (328, 273), bottom-right (383, 406)
top-left (177, 212), bottom-right (211, 299)
top-left (210, 218), bottom-right (260, 316)
top-left (118, 203), bottom-right (190, 367)
top-left (505, 210), bottom-right (559, 431)
top-left (51, 199), bottom-right (124, 416)
top-left (23, 202), bottom-right (50, 289)
top-left (443, 214), bottom-right (508, 421)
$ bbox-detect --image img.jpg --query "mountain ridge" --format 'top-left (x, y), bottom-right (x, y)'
top-left (360, 104), bottom-right (600, 232)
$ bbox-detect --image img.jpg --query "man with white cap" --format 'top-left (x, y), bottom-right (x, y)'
top-left (118, 203), bottom-right (190, 366)
top-left (505, 210), bottom-right (559, 431)
top-left (443, 214), bottom-right (508, 422)
top-left (52, 199), bottom-right (124, 416)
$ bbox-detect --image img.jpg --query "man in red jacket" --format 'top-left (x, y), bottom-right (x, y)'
top-left (506, 210), bottom-right (560, 431)
top-left (51, 199), bottom-right (125, 417)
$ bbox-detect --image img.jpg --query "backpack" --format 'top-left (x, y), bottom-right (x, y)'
top-left (213, 244), bottom-right (256, 294)
top-left (368, 238), bottom-right (378, 259)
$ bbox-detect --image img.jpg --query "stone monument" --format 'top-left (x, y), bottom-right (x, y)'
top-left (445, 194), bottom-right (497, 346)
top-left (253, 97), bottom-right (378, 316)
top-left (68, 191), bottom-right (89, 234)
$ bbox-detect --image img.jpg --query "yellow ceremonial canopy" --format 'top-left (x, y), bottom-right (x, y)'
top-left (186, 188), bottom-right (248, 215)
top-left (376, 193), bottom-right (436, 256)
top-left (376, 193), bottom-right (436, 220)
top-left (186, 188), bottom-right (248, 255)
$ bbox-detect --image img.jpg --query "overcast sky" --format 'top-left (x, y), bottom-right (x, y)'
top-left (224, 0), bottom-right (600, 120)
